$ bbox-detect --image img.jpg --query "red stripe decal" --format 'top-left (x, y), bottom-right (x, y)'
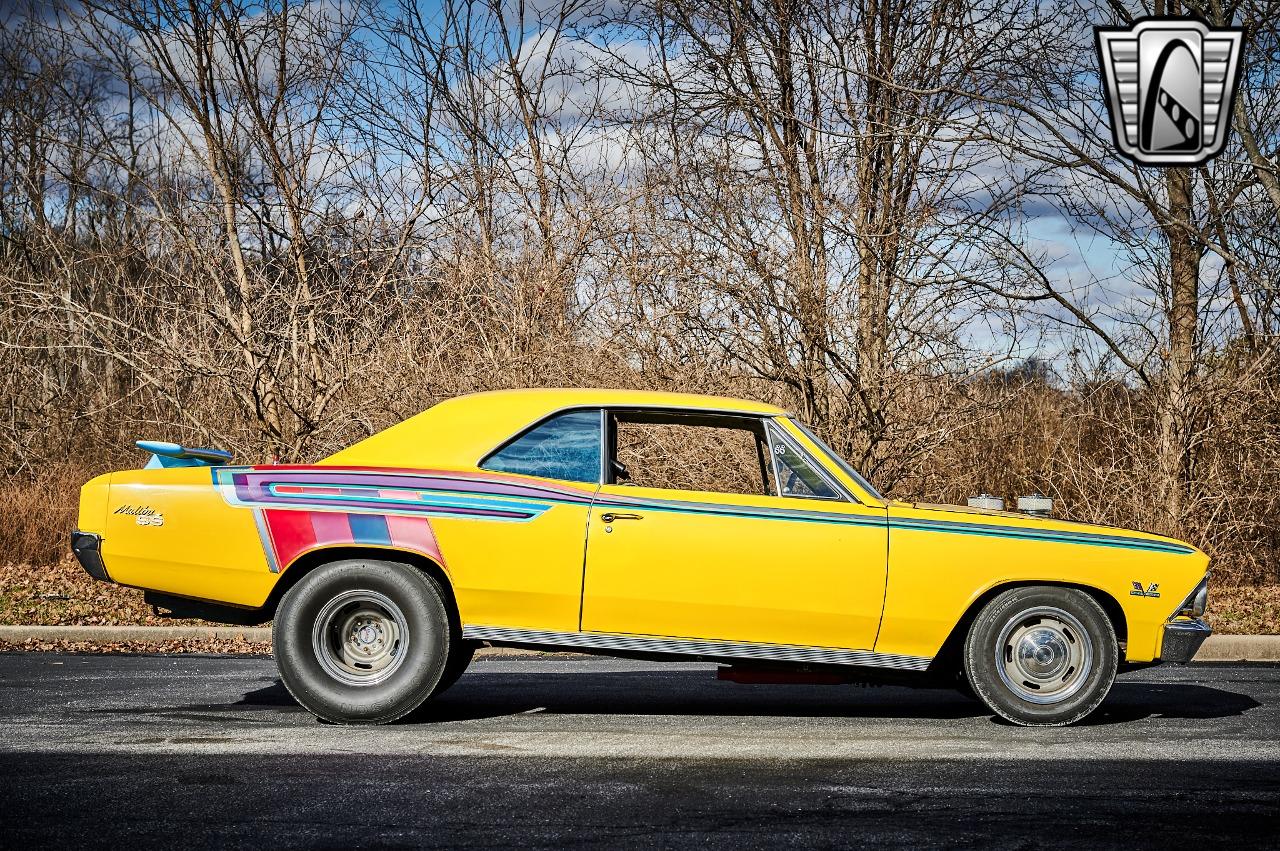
top-left (274, 485), bottom-right (345, 496)
top-left (311, 512), bottom-right (354, 547)
top-left (261, 509), bottom-right (445, 572)
top-left (385, 514), bottom-right (443, 563)
top-left (263, 509), bottom-right (318, 567)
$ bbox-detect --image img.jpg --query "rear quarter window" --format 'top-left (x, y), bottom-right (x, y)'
top-left (482, 409), bottom-right (601, 484)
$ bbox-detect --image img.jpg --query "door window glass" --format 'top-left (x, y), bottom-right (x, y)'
top-left (611, 414), bottom-right (774, 496)
top-left (483, 409), bottom-right (602, 484)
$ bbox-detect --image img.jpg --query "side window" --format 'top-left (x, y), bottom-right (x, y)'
top-left (483, 410), bottom-right (602, 484)
top-left (768, 425), bottom-right (840, 500)
top-left (611, 414), bottom-right (775, 496)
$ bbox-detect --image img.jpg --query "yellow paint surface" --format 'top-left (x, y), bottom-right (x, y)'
top-left (580, 484), bottom-right (888, 648)
top-left (100, 467), bottom-right (275, 607)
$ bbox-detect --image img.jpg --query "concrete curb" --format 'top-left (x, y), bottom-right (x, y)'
top-left (1, 626), bottom-right (1278, 660)
top-left (1195, 634), bottom-right (1280, 662)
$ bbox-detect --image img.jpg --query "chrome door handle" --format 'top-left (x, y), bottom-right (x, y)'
top-left (600, 512), bottom-right (642, 523)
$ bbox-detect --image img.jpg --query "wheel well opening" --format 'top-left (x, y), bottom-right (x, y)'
top-left (266, 547), bottom-right (460, 631)
top-left (929, 581), bottom-right (1129, 676)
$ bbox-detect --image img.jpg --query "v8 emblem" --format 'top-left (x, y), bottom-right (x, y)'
top-left (1130, 581), bottom-right (1161, 598)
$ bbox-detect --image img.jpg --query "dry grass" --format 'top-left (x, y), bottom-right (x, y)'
top-left (0, 463), bottom-right (96, 568)
top-left (1208, 585), bottom-right (1280, 636)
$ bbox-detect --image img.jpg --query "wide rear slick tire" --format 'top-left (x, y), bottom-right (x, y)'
top-left (273, 559), bottom-right (455, 724)
top-left (435, 640), bottom-right (478, 696)
top-left (964, 586), bottom-right (1118, 727)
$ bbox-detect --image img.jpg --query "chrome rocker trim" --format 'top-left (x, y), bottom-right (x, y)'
top-left (461, 625), bottom-right (933, 672)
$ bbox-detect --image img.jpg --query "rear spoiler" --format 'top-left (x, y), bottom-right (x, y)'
top-left (137, 440), bottom-right (233, 469)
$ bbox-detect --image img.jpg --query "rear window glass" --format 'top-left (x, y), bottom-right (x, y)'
top-left (482, 410), bottom-right (601, 484)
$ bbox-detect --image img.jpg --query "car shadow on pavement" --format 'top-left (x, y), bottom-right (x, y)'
top-left (1079, 681), bottom-right (1261, 724)
top-left (242, 670), bottom-right (1262, 725)
top-left (238, 670), bottom-right (998, 721)
top-left (979, 680), bottom-right (1263, 726)
top-left (234, 670), bottom-right (992, 722)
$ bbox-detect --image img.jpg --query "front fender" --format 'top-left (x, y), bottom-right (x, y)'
top-left (875, 505), bottom-right (1209, 662)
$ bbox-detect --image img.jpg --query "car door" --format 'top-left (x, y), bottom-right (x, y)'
top-left (438, 407), bottom-right (602, 633)
top-left (579, 411), bottom-right (888, 650)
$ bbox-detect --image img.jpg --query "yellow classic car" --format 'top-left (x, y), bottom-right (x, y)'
top-left (72, 388), bottom-right (1211, 726)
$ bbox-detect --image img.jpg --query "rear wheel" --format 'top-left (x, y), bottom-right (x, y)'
top-left (963, 586), bottom-right (1118, 726)
top-left (435, 640), bottom-right (478, 695)
top-left (273, 558), bottom-right (454, 724)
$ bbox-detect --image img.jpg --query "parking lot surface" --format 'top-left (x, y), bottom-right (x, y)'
top-left (0, 653), bottom-right (1276, 848)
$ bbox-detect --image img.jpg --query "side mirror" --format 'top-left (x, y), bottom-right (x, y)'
top-left (611, 460), bottom-right (631, 482)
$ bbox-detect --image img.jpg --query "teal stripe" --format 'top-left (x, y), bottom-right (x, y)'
top-left (264, 484), bottom-right (553, 516)
top-left (595, 497), bottom-right (1191, 554)
top-left (256, 475), bottom-right (1190, 555)
top-left (888, 519), bottom-right (1193, 554)
top-left (592, 499), bottom-right (887, 528)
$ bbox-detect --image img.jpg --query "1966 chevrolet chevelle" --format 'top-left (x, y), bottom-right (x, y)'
top-left (73, 389), bottom-right (1211, 726)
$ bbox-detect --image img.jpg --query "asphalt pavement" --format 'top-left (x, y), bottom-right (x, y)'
top-left (0, 653), bottom-right (1277, 848)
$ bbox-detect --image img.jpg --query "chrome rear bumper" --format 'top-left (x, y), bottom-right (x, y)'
top-left (70, 531), bottom-right (111, 583)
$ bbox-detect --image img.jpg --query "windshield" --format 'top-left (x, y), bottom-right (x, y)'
top-left (789, 420), bottom-right (885, 501)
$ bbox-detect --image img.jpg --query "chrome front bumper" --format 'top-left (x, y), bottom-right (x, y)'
top-left (1159, 617), bottom-right (1212, 663)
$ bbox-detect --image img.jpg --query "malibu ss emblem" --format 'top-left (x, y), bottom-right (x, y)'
top-left (115, 504), bottom-right (164, 527)
top-left (1130, 581), bottom-right (1161, 598)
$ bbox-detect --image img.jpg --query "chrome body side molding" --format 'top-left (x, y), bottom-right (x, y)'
top-left (461, 625), bottom-right (933, 672)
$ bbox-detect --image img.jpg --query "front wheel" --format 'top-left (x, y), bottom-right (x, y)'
top-left (963, 586), bottom-right (1118, 726)
top-left (273, 559), bottom-right (455, 724)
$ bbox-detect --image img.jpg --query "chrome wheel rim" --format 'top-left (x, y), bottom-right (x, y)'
top-left (995, 606), bottom-right (1093, 705)
top-left (312, 590), bottom-right (408, 686)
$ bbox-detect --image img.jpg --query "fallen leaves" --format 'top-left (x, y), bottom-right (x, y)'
top-left (0, 636), bottom-right (269, 654)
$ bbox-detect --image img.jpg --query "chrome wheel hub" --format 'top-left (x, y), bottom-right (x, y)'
top-left (312, 590), bottom-right (408, 686)
top-left (996, 606), bottom-right (1093, 705)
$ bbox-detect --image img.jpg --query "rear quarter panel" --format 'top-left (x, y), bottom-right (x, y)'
top-left (876, 505), bottom-right (1210, 663)
top-left (101, 467), bottom-right (276, 607)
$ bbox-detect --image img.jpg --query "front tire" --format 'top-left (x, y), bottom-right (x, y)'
top-left (963, 586), bottom-right (1118, 726)
top-left (273, 559), bottom-right (454, 724)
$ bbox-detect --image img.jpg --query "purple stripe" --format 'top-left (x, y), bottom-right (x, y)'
top-left (228, 470), bottom-right (592, 507)
top-left (252, 495), bottom-right (535, 520)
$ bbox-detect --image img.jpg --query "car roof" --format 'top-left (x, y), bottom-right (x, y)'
top-left (321, 388), bottom-right (788, 471)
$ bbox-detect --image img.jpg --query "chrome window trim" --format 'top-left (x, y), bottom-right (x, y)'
top-left (478, 402), bottom-right (788, 486)
top-left (605, 408), bottom-right (776, 496)
top-left (462, 624), bottom-right (932, 672)
top-left (766, 420), bottom-right (856, 504)
top-left (598, 407), bottom-right (610, 486)
top-left (789, 419), bottom-right (884, 502)
top-left (763, 418), bottom-right (782, 498)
